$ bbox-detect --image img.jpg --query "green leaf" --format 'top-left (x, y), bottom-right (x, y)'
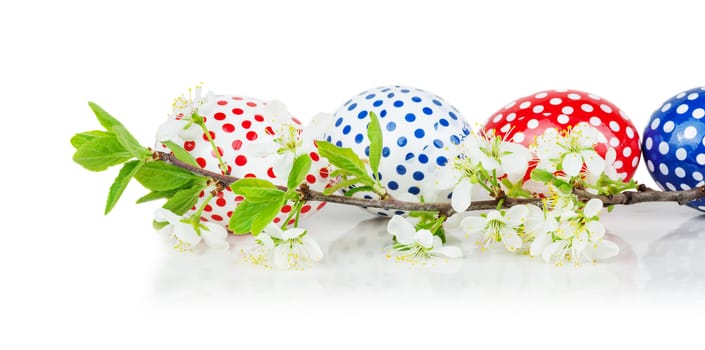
top-left (367, 111), bottom-right (383, 180)
top-left (134, 161), bottom-right (202, 191)
top-left (229, 194), bottom-right (285, 235)
top-left (316, 141), bottom-right (371, 179)
top-left (163, 185), bottom-right (205, 215)
top-left (105, 160), bottom-right (144, 214)
top-left (88, 102), bottom-right (148, 159)
top-left (343, 185), bottom-right (374, 197)
top-left (530, 168), bottom-right (555, 183)
top-left (72, 135), bottom-right (134, 171)
top-left (288, 154), bottom-right (312, 189)
top-left (70, 130), bottom-right (112, 149)
top-left (136, 188), bottom-right (182, 204)
top-left (162, 140), bottom-right (199, 167)
top-left (230, 178), bottom-right (277, 192)
top-left (323, 177), bottom-right (373, 195)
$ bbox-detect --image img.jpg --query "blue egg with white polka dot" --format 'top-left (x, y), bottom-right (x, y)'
top-left (642, 86), bottom-right (705, 212)
top-left (323, 85), bottom-right (472, 216)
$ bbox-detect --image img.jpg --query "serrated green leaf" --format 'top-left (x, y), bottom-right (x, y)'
top-left (316, 141), bottom-right (371, 179)
top-left (230, 178), bottom-right (277, 192)
top-left (88, 102), bottom-right (148, 159)
top-left (72, 135), bottom-right (134, 171)
top-left (288, 154), bottom-right (312, 189)
top-left (136, 188), bottom-right (182, 204)
top-left (105, 160), bottom-right (144, 214)
top-left (229, 195), bottom-right (285, 235)
top-left (367, 111), bottom-right (382, 180)
top-left (70, 130), bottom-right (112, 149)
top-left (162, 140), bottom-right (199, 167)
top-left (134, 161), bottom-right (202, 191)
top-left (163, 185), bottom-right (205, 215)
top-left (530, 168), bottom-right (555, 183)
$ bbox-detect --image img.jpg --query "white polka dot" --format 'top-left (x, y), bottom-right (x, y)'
top-left (534, 92), bottom-right (548, 99)
top-left (702, 136), bottom-right (705, 147)
top-left (506, 113), bottom-right (516, 122)
top-left (663, 121), bottom-right (675, 133)
top-left (676, 148), bottom-right (687, 160)
top-left (675, 167), bottom-right (686, 178)
top-left (677, 104), bottom-right (689, 114)
top-left (660, 163), bottom-right (669, 175)
top-left (619, 110), bottom-right (628, 120)
top-left (659, 141), bottom-right (669, 155)
top-left (688, 92), bottom-right (699, 100)
top-left (631, 157), bottom-right (639, 167)
top-left (532, 105), bottom-right (544, 113)
top-left (588, 94), bottom-right (601, 100)
top-left (698, 181), bottom-right (705, 187)
top-left (527, 119), bottom-right (539, 129)
top-left (694, 171), bottom-right (704, 181)
top-left (492, 114), bottom-right (503, 123)
top-left (697, 154), bottom-right (705, 165)
top-left (555, 89), bottom-right (568, 93)
top-left (701, 87), bottom-right (705, 91)
top-left (590, 116), bottom-right (601, 126)
top-left (677, 92), bottom-right (687, 99)
top-left (557, 114), bottom-right (570, 124)
top-left (681, 184), bottom-right (691, 190)
top-left (651, 118), bottom-right (660, 130)
top-left (645, 137), bottom-right (653, 150)
top-left (700, 205), bottom-right (705, 210)
top-left (549, 98), bottom-right (562, 105)
top-left (610, 137), bottom-right (620, 147)
top-left (623, 147), bottom-right (632, 157)
top-left (647, 160), bottom-right (655, 172)
top-left (600, 104), bottom-right (613, 113)
top-left (693, 108), bottom-right (705, 119)
top-left (609, 121), bottom-right (620, 132)
top-left (666, 182), bottom-right (677, 191)
top-left (626, 127), bottom-right (634, 138)
top-left (581, 104), bottom-right (594, 112)
top-left (519, 101), bottom-right (531, 109)
top-left (504, 101), bottom-right (516, 109)
top-left (500, 124), bottom-right (511, 133)
top-left (684, 126), bottom-right (698, 139)
top-left (567, 93), bottom-right (581, 100)
top-left (562, 106), bottom-right (574, 115)
top-left (661, 103), bottom-right (672, 112)
top-left (614, 160), bottom-right (623, 169)
top-left (513, 132), bottom-right (525, 143)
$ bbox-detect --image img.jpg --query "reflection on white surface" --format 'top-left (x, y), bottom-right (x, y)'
top-left (151, 203), bottom-right (705, 303)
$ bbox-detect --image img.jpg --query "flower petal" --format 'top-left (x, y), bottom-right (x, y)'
top-left (154, 208), bottom-right (181, 224)
top-left (200, 222), bottom-right (230, 250)
top-left (460, 216), bottom-right (487, 235)
top-left (155, 120), bottom-right (183, 142)
top-left (257, 232), bottom-right (275, 249)
top-left (561, 152), bottom-right (583, 177)
top-left (432, 245), bottom-right (463, 259)
top-left (302, 236), bottom-right (323, 262)
top-left (388, 215), bottom-right (417, 245)
top-left (300, 112), bottom-right (334, 142)
top-left (246, 141), bottom-right (280, 158)
top-left (451, 179), bottom-right (473, 213)
top-left (273, 152), bottom-right (295, 179)
top-left (263, 100), bottom-right (291, 124)
top-left (586, 220), bottom-right (605, 240)
top-left (582, 150), bottom-right (605, 175)
top-left (542, 241), bottom-right (564, 263)
top-left (273, 244), bottom-right (291, 269)
top-left (584, 239), bottom-right (619, 261)
top-left (416, 229), bottom-right (434, 249)
top-left (174, 222), bottom-right (202, 246)
top-left (530, 232), bottom-right (551, 257)
top-left (504, 205), bottom-right (529, 227)
top-left (281, 227), bottom-right (306, 240)
top-left (583, 198), bottom-right (603, 218)
top-left (262, 223), bottom-right (285, 239)
top-left (499, 227), bottom-right (522, 252)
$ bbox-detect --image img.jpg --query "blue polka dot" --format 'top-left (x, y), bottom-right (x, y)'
top-left (433, 139), bottom-right (444, 148)
top-left (413, 171), bottom-right (425, 181)
top-left (335, 117), bottom-right (343, 127)
top-left (449, 111), bottom-right (458, 120)
top-left (450, 135), bottom-right (460, 145)
top-left (355, 133), bottom-right (364, 144)
top-left (412, 96), bottom-right (422, 103)
top-left (377, 212), bottom-right (389, 217)
top-left (365, 93), bottom-right (376, 99)
top-left (335, 141), bottom-right (343, 147)
top-left (423, 107), bottom-right (433, 115)
top-left (357, 110), bottom-right (368, 119)
top-left (386, 121), bottom-right (396, 131)
top-left (388, 181), bottom-right (399, 190)
top-left (414, 129), bottom-right (425, 138)
top-left (397, 136), bottom-right (407, 147)
top-left (342, 125), bottom-right (352, 135)
top-left (363, 194), bottom-right (372, 199)
top-left (394, 100), bottom-right (404, 108)
top-left (400, 89), bottom-right (410, 93)
top-left (326, 136), bottom-right (332, 142)
top-left (396, 165), bottom-right (407, 175)
top-left (382, 146), bottom-right (390, 157)
top-left (387, 92), bottom-right (395, 98)
top-left (418, 154), bottom-right (428, 164)
top-left (380, 110), bottom-right (387, 118)
top-left (463, 128), bottom-right (471, 136)
top-left (408, 186), bottom-right (420, 195)
top-left (432, 99), bottom-right (443, 106)
top-left (377, 172), bottom-right (383, 180)
top-left (347, 102), bottom-right (358, 111)
top-left (373, 100), bottom-right (383, 107)
top-left (405, 152), bottom-right (415, 160)
top-left (405, 113), bottom-right (416, 122)
top-left (439, 118), bottom-right (449, 127)
top-left (394, 210), bottom-right (405, 215)
top-left (436, 156), bottom-right (448, 166)
top-left (381, 87), bottom-right (390, 92)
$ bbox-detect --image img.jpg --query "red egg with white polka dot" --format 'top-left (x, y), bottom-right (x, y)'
top-left (155, 95), bottom-right (334, 230)
top-left (482, 89), bottom-right (640, 181)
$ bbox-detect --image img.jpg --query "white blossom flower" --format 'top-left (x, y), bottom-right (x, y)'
top-left (460, 205), bottom-right (529, 252)
top-left (156, 85), bottom-right (216, 142)
top-left (463, 132), bottom-right (531, 181)
top-left (245, 223), bottom-right (323, 270)
top-left (154, 208), bottom-right (229, 252)
top-left (533, 123), bottom-right (604, 177)
top-left (387, 215), bottom-right (462, 263)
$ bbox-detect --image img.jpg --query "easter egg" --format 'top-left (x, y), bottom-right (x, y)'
top-left (323, 85), bottom-right (472, 216)
top-left (642, 86), bottom-right (705, 211)
top-left (482, 89), bottom-right (640, 181)
top-left (155, 95), bottom-right (333, 229)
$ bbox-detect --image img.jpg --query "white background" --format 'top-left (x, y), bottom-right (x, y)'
top-left (2, 0), bottom-right (705, 348)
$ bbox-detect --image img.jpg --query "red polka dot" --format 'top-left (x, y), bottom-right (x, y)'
top-left (226, 165), bottom-right (232, 174)
top-left (232, 108), bottom-right (244, 115)
top-left (281, 205), bottom-right (292, 213)
top-left (306, 174), bottom-right (316, 184)
top-left (222, 123), bottom-right (235, 133)
top-left (273, 217), bottom-right (281, 224)
top-left (246, 131), bottom-right (258, 141)
top-left (254, 114), bottom-right (264, 122)
top-left (319, 167), bottom-right (329, 178)
top-left (246, 101), bottom-right (257, 107)
top-left (316, 202), bottom-right (327, 210)
top-left (235, 155), bottom-right (248, 166)
top-left (301, 205), bottom-right (311, 214)
top-left (211, 146), bottom-right (224, 157)
top-left (200, 217), bottom-right (208, 222)
top-left (196, 157), bottom-right (206, 168)
top-left (309, 152), bottom-right (320, 161)
top-left (204, 204), bottom-right (213, 212)
top-left (241, 120), bottom-right (252, 129)
top-left (202, 131), bottom-right (216, 142)
top-left (216, 198), bottom-right (227, 207)
top-left (184, 141), bottom-right (195, 151)
top-left (267, 167), bottom-right (276, 178)
top-left (244, 173), bottom-right (256, 178)
top-left (217, 100), bottom-right (228, 106)
top-left (235, 195), bottom-right (245, 202)
top-left (232, 140), bottom-right (243, 150)
top-left (265, 126), bottom-right (275, 135)
top-left (214, 112), bottom-right (226, 121)
top-left (288, 219), bottom-right (296, 226)
top-left (211, 214), bottom-right (223, 221)
top-left (198, 190), bottom-right (205, 198)
top-left (226, 211), bottom-right (233, 217)
top-left (232, 96), bottom-right (243, 100)
top-left (292, 117), bottom-right (302, 125)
